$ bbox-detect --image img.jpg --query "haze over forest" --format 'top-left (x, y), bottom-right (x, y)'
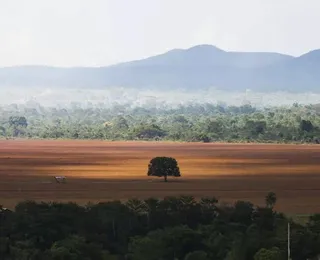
top-left (1, 86), bottom-right (320, 110)
top-left (1, 1), bottom-right (320, 109)
top-left (0, 44), bottom-right (319, 109)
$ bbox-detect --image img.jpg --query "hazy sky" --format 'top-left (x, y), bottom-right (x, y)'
top-left (1, 0), bottom-right (319, 67)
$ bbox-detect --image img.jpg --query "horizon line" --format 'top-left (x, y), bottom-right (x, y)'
top-left (1, 44), bottom-right (319, 69)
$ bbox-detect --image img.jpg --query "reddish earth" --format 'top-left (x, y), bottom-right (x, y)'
top-left (0, 139), bottom-right (319, 214)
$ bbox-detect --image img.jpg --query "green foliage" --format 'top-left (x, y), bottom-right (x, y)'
top-left (129, 226), bottom-right (204, 260)
top-left (265, 192), bottom-right (277, 209)
top-left (49, 235), bottom-right (110, 260)
top-left (131, 123), bottom-right (166, 139)
top-left (300, 120), bottom-right (313, 132)
top-left (147, 157), bottom-right (181, 182)
top-left (184, 250), bottom-right (209, 260)
top-left (1, 193), bottom-right (320, 259)
top-left (254, 247), bottom-right (283, 260)
top-left (9, 116), bottom-right (28, 128)
top-left (0, 103), bottom-right (319, 143)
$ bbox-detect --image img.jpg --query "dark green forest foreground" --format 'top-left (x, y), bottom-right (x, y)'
top-left (1, 194), bottom-right (320, 260)
top-left (1, 103), bottom-right (319, 143)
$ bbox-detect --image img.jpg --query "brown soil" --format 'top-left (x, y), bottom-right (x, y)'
top-left (0, 139), bottom-right (319, 214)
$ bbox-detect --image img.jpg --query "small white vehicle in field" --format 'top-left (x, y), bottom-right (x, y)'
top-left (54, 176), bottom-right (67, 183)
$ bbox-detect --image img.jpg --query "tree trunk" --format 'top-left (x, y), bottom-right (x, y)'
top-left (164, 175), bottom-right (167, 182)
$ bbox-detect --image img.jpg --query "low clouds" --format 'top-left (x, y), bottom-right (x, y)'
top-left (0, 0), bottom-right (319, 67)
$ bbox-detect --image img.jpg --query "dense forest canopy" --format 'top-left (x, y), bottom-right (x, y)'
top-left (1, 195), bottom-right (320, 259)
top-left (0, 102), bottom-right (319, 143)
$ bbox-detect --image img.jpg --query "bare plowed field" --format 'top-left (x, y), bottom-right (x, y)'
top-left (0, 140), bottom-right (319, 214)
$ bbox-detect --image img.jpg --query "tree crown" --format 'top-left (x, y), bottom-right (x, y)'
top-left (147, 156), bottom-right (181, 178)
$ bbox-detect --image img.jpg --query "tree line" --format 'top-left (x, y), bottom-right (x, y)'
top-left (0, 193), bottom-right (320, 259)
top-left (0, 103), bottom-right (319, 143)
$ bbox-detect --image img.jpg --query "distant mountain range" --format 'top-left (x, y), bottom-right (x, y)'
top-left (1, 44), bottom-right (320, 92)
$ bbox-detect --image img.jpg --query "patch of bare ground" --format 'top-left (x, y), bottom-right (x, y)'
top-left (0, 140), bottom-right (319, 214)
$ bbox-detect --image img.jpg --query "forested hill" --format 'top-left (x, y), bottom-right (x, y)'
top-left (1, 45), bottom-right (320, 92)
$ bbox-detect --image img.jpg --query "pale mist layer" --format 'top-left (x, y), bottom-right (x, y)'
top-left (0, 87), bottom-right (319, 109)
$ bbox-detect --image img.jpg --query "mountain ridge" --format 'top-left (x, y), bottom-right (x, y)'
top-left (0, 45), bottom-right (319, 92)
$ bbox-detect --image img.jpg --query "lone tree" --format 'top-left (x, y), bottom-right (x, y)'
top-left (265, 192), bottom-right (277, 209)
top-left (147, 157), bottom-right (181, 182)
